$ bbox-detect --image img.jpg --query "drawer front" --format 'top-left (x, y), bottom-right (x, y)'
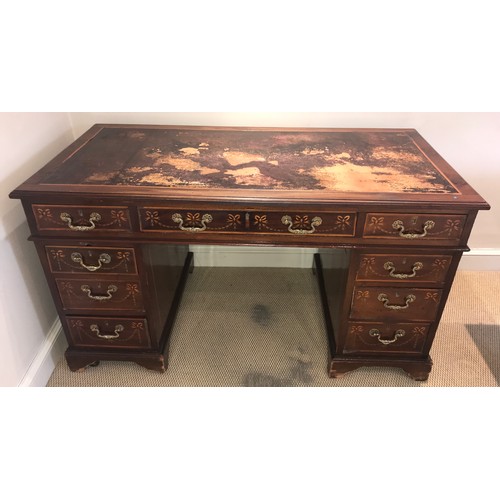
top-left (363, 213), bottom-right (466, 242)
top-left (345, 322), bottom-right (430, 355)
top-left (139, 208), bottom-right (248, 232)
top-left (66, 317), bottom-right (150, 349)
top-left (350, 286), bottom-right (443, 321)
top-left (56, 278), bottom-right (143, 311)
top-left (46, 246), bottom-right (137, 274)
top-left (248, 211), bottom-right (356, 236)
top-left (33, 205), bottom-right (132, 232)
top-left (356, 254), bottom-right (452, 284)
top-left (139, 207), bottom-right (356, 237)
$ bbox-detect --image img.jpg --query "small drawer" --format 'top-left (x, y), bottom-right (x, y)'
top-left (249, 211), bottom-right (356, 236)
top-left (33, 204), bottom-right (132, 232)
top-left (139, 208), bottom-right (247, 233)
top-left (356, 254), bottom-right (452, 284)
top-left (46, 246), bottom-right (137, 274)
top-left (350, 286), bottom-right (443, 322)
top-left (55, 278), bottom-right (143, 311)
top-left (344, 322), bottom-right (430, 355)
top-left (65, 317), bottom-right (150, 349)
top-left (363, 213), bottom-right (466, 242)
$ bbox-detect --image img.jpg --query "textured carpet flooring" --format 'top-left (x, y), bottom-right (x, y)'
top-left (47, 269), bottom-right (500, 387)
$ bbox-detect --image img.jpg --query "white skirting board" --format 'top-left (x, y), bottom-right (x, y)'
top-left (458, 249), bottom-right (500, 271)
top-left (191, 245), bottom-right (500, 270)
top-left (22, 247), bottom-right (500, 386)
top-left (191, 245), bottom-right (317, 268)
top-left (19, 318), bottom-right (66, 387)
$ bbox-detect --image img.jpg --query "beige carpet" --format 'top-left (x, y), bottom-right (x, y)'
top-left (47, 269), bottom-right (500, 387)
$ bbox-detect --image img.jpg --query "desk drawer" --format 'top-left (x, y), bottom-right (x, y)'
top-left (139, 208), bottom-right (248, 232)
top-left (46, 246), bottom-right (137, 274)
top-left (350, 286), bottom-right (442, 321)
top-left (33, 205), bottom-right (132, 232)
top-left (66, 317), bottom-right (151, 349)
top-left (55, 278), bottom-right (143, 311)
top-left (363, 213), bottom-right (466, 242)
top-left (345, 322), bottom-right (430, 355)
top-left (248, 211), bottom-right (356, 236)
top-left (139, 207), bottom-right (356, 237)
top-left (356, 253), bottom-right (452, 284)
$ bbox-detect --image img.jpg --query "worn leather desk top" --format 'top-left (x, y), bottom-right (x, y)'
top-left (11, 125), bottom-right (488, 209)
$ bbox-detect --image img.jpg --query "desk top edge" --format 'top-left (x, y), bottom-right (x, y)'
top-left (9, 124), bottom-right (490, 210)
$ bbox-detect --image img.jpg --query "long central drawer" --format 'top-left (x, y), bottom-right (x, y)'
top-left (138, 207), bottom-right (357, 236)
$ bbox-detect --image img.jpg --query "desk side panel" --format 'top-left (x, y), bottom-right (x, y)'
top-left (315, 249), bottom-right (351, 356)
top-left (139, 244), bottom-right (191, 350)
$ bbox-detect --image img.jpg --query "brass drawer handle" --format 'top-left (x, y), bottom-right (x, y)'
top-left (172, 213), bottom-right (213, 232)
top-left (281, 215), bottom-right (322, 234)
top-left (392, 220), bottom-right (435, 238)
top-left (383, 261), bottom-right (423, 279)
top-left (90, 323), bottom-right (124, 340)
top-left (71, 252), bottom-right (111, 272)
top-left (377, 293), bottom-right (416, 310)
top-left (80, 284), bottom-right (118, 301)
top-left (60, 212), bottom-right (101, 231)
top-left (369, 328), bottom-right (406, 345)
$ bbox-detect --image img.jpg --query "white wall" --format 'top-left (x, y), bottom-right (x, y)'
top-left (0, 113), bottom-right (75, 386)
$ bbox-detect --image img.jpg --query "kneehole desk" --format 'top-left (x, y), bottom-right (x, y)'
top-left (9, 125), bottom-right (490, 381)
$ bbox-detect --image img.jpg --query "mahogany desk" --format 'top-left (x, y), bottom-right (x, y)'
top-left (9, 125), bottom-right (490, 381)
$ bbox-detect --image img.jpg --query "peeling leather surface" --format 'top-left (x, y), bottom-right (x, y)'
top-left (45, 128), bottom-right (458, 194)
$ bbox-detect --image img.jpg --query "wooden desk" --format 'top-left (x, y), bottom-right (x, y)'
top-left (9, 125), bottom-right (489, 381)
